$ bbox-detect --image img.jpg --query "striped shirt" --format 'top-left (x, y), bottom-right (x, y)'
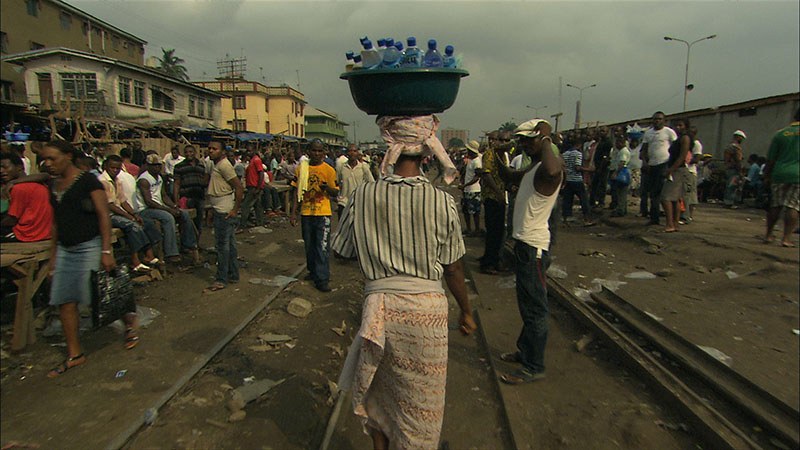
top-left (562, 148), bottom-right (583, 183)
top-left (331, 175), bottom-right (465, 281)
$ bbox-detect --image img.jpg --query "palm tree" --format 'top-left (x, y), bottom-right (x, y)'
top-left (157, 48), bottom-right (189, 81)
top-left (499, 121), bottom-right (517, 132)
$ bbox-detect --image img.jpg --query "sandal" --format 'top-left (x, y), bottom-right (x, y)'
top-left (48, 353), bottom-right (86, 378)
top-left (132, 263), bottom-right (152, 273)
top-left (203, 282), bottom-right (226, 293)
top-left (124, 328), bottom-right (140, 350)
top-left (499, 351), bottom-right (522, 364)
top-left (500, 368), bottom-right (546, 385)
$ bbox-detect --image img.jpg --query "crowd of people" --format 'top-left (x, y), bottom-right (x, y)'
top-left (0, 108), bottom-right (796, 448)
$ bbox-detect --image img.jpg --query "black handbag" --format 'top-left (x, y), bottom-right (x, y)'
top-left (91, 265), bottom-right (136, 329)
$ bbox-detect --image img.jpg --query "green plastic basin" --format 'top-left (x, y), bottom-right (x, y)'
top-left (340, 68), bottom-right (469, 116)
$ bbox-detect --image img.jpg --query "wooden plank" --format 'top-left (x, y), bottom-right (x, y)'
top-left (11, 260), bottom-right (36, 352)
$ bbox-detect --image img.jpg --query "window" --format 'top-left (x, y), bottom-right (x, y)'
top-left (118, 77), bottom-right (131, 104)
top-left (60, 12), bottom-right (71, 30)
top-left (231, 119), bottom-right (246, 131)
top-left (265, 99), bottom-right (269, 112)
top-left (61, 73), bottom-right (97, 100)
top-left (150, 86), bottom-right (174, 111)
top-left (188, 96), bottom-right (196, 116)
top-left (233, 95), bottom-right (246, 109)
top-left (127, 42), bottom-right (134, 57)
top-left (0, 81), bottom-right (12, 102)
top-left (26, 0), bottom-right (38, 17)
top-left (265, 121), bottom-right (270, 133)
top-left (300, 124), bottom-right (304, 137)
top-left (82, 22), bottom-right (89, 36)
top-left (197, 98), bottom-right (205, 117)
top-left (133, 80), bottom-right (146, 106)
top-left (207, 100), bottom-right (213, 118)
top-left (0, 32), bottom-right (8, 54)
top-left (30, 41), bottom-right (45, 51)
top-left (112, 35), bottom-right (120, 51)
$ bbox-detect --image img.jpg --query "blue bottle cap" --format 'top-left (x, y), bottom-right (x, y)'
top-left (407, 37), bottom-right (417, 47)
top-left (428, 39), bottom-right (437, 49)
top-left (346, 51), bottom-right (354, 59)
top-left (395, 42), bottom-right (404, 51)
top-left (385, 38), bottom-right (394, 47)
top-left (360, 36), bottom-right (368, 44)
top-left (363, 40), bottom-right (373, 50)
top-left (353, 54), bottom-right (362, 62)
top-left (445, 45), bottom-right (454, 56)
top-left (377, 38), bottom-right (386, 47)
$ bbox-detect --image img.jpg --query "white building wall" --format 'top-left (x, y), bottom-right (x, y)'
top-left (19, 54), bottom-right (222, 127)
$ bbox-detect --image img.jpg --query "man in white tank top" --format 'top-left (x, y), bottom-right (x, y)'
top-left (496, 118), bottom-right (564, 384)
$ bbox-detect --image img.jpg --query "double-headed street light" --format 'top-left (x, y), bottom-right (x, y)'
top-left (566, 83), bottom-right (596, 129)
top-left (526, 104), bottom-right (548, 118)
top-left (664, 34), bottom-right (717, 111)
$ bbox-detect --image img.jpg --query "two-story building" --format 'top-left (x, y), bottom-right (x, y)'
top-left (2, 47), bottom-right (224, 127)
top-left (304, 106), bottom-right (348, 146)
top-left (0, 0), bottom-right (146, 104)
top-left (193, 79), bottom-right (306, 137)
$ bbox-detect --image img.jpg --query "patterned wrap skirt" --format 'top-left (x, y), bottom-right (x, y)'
top-left (339, 291), bottom-right (449, 449)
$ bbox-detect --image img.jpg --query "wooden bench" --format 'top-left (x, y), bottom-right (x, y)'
top-left (1, 241), bottom-right (52, 352)
top-left (268, 183), bottom-right (292, 214)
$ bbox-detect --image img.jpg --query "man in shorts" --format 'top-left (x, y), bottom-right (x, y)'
top-left (764, 109), bottom-right (800, 247)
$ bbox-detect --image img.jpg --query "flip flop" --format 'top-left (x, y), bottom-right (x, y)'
top-left (500, 368), bottom-right (546, 385)
top-left (132, 263), bottom-right (152, 273)
top-left (48, 353), bottom-right (86, 378)
top-left (781, 241), bottom-right (796, 248)
top-left (203, 282), bottom-right (226, 293)
top-left (124, 328), bottom-right (140, 350)
top-left (499, 351), bottom-right (522, 364)
top-left (144, 258), bottom-right (160, 265)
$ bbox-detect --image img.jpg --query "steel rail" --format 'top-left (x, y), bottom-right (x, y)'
top-left (591, 287), bottom-right (799, 449)
top-left (548, 278), bottom-right (763, 450)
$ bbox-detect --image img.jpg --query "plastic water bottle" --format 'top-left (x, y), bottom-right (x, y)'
top-left (360, 40), bottom-right (382, 69)
top-left (443, 45), bottom-right (456, 68)
top-left (345, 51), bottom-right (355, 71)
top-left (353, 54), bottom-right (363, 69)
top-left (394, 41), bottom-right (404, 54)
top-left (401, 37), bottom-right (421, 68)
top-left (423, 39), bottom-right (443, 68)
top-left (381, 39), bottom-right (402, 68)
top-left (377, 38), bottom-right (387, 58)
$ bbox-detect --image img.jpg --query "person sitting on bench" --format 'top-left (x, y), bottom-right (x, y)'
top-left (1, 151), bottom-right (52, 243)
top-left (132, 154), bottom-right (198, 266)
top-left (99, 155), bottom-right (160, 272)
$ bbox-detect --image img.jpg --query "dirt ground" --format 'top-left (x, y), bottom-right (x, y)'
top-left (1, 187), bottom-right (798, 450)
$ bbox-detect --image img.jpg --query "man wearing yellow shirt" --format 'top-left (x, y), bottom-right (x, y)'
top-left (291, 139), bottom-right (339, 292)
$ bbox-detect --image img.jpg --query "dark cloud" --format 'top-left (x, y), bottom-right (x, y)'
top-left (75, 1), bottom-right (800, 140)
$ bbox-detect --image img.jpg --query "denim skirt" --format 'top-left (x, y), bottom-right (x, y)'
top-left (49, 236), bottom-right (101, 306)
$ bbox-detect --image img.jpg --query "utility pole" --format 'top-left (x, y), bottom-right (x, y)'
top-left (217, 54), bottom-right (247, 131)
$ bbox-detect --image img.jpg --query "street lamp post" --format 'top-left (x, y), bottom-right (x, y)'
top-left (664, 34), bottom-right (717, 111)
top-left (566, 83), bottom-right (596, 129)
top-left (526, 104), bottom-right (548, 118)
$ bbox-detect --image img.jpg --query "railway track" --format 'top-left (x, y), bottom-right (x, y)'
top-left (548, 278), bottom-right (799, 450)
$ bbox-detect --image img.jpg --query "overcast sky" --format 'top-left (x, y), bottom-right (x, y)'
top-left (74, 1), bottom-right (800, 141)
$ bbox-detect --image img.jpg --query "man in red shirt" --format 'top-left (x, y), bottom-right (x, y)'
top-left (240, 143), bottom-right (265, 228)
top-left (1, 152), bottom-right (52, 242)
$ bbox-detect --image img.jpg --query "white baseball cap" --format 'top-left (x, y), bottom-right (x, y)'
top-left (733, 130), bottom-right (747, 139)
top-left (514, 119), bottom-right (550, 137)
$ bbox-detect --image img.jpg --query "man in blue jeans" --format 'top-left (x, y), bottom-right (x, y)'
top-left (204, 139), bottom-right (243, 292)
top-left (497, 118), bottom-right (563, 384)
top-left (133, 154), bottom-right (199, 266)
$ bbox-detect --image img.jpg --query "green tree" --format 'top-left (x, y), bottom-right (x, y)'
top-left (157, 48), bottom-right (190, 81)
top-left (499, 121), bottom-right (517, 132)
top-left (447, 137), bottom-right (465, 149)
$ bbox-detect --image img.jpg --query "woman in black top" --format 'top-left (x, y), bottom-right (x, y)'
top-left (42, 140), bottom-right (138, 378)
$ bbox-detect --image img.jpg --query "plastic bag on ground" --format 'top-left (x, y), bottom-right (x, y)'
top-left (625, 271), bottom-right (657, 280)
top-left (698, 345), bottom-right (733, 366)
top-left (547, 264), bottom-right (568, 279)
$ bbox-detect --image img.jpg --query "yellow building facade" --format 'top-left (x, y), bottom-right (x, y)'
top-left (1, 0), bottom-right (146, 103)
top-left (193, 79), bottom-right (305, 137)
